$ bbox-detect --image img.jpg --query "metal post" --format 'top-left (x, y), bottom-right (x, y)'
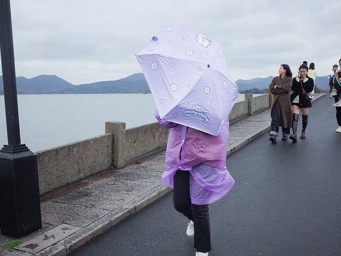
top-left (0, 0), bottom-right (27, 153)
top-left (0, 0), bottom-right (42, 237)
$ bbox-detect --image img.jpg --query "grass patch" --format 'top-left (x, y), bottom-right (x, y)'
top-left (4, 240), bottom-right (22, 249)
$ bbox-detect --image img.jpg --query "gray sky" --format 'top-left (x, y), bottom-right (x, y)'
top-left (0, 0), bottom-right (340, 85)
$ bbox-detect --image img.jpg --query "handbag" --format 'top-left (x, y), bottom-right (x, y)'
top-left (300, 80), bottom-right (314, 100)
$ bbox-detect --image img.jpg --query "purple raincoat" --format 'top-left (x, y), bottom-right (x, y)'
top-left (156, 113), bottom-right (235, 205)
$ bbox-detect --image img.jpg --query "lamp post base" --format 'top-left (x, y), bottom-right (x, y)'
top-left (0, 150), bottom-right (42, 238)
top-left (1, 144), bottom-right (29, 153)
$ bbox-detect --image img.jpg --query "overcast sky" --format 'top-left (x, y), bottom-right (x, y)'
top-left (0, 0), bottom-right (340, 85)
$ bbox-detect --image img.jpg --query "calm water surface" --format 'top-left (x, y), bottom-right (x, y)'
top-left (0, 94), bottom-right (246, 152)
top-left (0, 94), bottom-right (158, 152)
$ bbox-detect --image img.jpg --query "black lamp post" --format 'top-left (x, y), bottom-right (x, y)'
top-left (0, 0), bottom-right (42, 237)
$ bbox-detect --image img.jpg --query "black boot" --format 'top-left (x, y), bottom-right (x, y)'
top-left (300, 115), bottom-right (308, 139)
top-left (281, 134), bottom-right (288, 141)
top-left (289, 114), bottom-right (299, 142)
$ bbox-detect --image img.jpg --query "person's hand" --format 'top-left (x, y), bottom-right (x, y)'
top-left (296, 74), bottom-right (301, 80)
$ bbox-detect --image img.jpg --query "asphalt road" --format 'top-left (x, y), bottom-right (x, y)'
top-left (71, 95), bottom-right (341, 256)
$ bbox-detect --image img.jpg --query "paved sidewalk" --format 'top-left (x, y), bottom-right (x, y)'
top-left (0, 94), bottom-right (326, 256)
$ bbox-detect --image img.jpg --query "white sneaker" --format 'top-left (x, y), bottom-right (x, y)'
top-left (331, 91), bottom-right (337, 96)
top-left (186, 220), bottom-right (194, 236)
top-left (333, 101), bottom-right (341, 107)
top-left (196, 252), bottom-right (208, 256)
top-left (336, 126), bottom-right (341, 133)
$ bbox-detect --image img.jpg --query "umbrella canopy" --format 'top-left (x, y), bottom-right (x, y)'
top-left (136, 21), bottom-right (238, 136)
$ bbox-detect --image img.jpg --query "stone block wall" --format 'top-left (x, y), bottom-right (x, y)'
top-left (36, 93), bottom-right (270, 195)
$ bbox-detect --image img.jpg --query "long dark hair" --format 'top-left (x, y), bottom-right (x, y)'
top-left (309, 62), bottom-right (315, 70)
top-left (281, 64), bottom-right (292, 77)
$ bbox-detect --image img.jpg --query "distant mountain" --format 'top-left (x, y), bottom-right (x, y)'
top-left (237, 75), bottom-right (330, 92)
top-left (0, 73), bottom-right (330, 94)
top-left (18, 75), bottom-right (74, 93)
top-left (315, 76), bottom-right (330, 91)
top-left (0, 75), bottom-right (74, 94)
top-left (61, 73), bottom-right (150, 94)
top-left (236, 76), bottom-right (274, 92)
top-left (0, 73), bottom-right (150, 94)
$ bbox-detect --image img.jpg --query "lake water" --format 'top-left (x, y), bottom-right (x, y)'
top-left (0, 94), bottom-right (247, 152)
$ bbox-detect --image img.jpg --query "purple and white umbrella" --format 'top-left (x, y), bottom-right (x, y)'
top-left (136, 21), bottom-right (238, 136)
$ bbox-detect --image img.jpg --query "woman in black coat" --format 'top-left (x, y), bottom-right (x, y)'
top-left (289, 64), bottom-right (314, 142)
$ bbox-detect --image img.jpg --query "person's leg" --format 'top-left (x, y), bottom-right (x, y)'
top-left (336, 106), bottom-right (341, 132)
top-left (289, 105), bottom-right (300, 142)
top-left (301, 115), bottom-right (308, 138)
top-left (192, 204), bottom-right (211, 253)
top-left (301, 108), bottom-right (310, 139)
top-left (173, 170), bottom-right (193, 220)
top-left (269, 105), bottom-right (280, 143)
top-left (332, 88), bottom-right (341, 105)
top-left (329, 83), bottom-right (333, 95)
top-left (174, 171), bottom-right (211, 254)
top-left (270, 105), bottom-right (280, 134)
top-left (281, 127), bottom-right (290, 140)
top-left (332, 91), bottom-right (341, 106)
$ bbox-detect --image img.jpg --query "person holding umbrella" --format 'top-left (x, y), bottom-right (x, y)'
top-left (156, 113), bottom-right (234, 256)
top-left (289, 64), bottom-right (314, 141)
top-left (137, 21), bottom-right (238, 256)
top-left (268, 64), bottom-right (293, 143)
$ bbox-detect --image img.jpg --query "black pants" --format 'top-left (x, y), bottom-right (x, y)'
top-left (334, 96), bottom-right (341, 126)
top-left (270, 105), bottom-right (290, 135)
top-left (173, 170), bottom-right (211, 253)
top-left (337, 108), bottom-right (341, 126)
top-left (330, 84), bottom-right (334, 94)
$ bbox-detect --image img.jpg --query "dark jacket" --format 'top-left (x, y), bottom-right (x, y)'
top-left (290, 77), bottom-right (314, 108)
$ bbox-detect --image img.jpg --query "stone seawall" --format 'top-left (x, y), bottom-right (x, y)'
top-left (36, 93), bottom-right (270, 195)
top-left (37, 135), bottom-right (113, 195)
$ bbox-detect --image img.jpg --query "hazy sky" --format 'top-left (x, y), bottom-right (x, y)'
top-left (0, 0), bottom-right (340, 85)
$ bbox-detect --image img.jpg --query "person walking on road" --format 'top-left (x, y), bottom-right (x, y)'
top-left (156, 113), bottom-right (235, 256)
top-left (332, 69), bottom-right (341, 107)
top-left (332, 59), bottom-right (341, 107)
top-left (268, 64), bottom-right (293, 143)
top-left (332, 59), bottom-right (341, 132)
top-left (328, 64), bottom-right (338, 96)
top-left (333, 89), bottom-right (341, 133)
top-left (289, 64), bottom-right (314, 142)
